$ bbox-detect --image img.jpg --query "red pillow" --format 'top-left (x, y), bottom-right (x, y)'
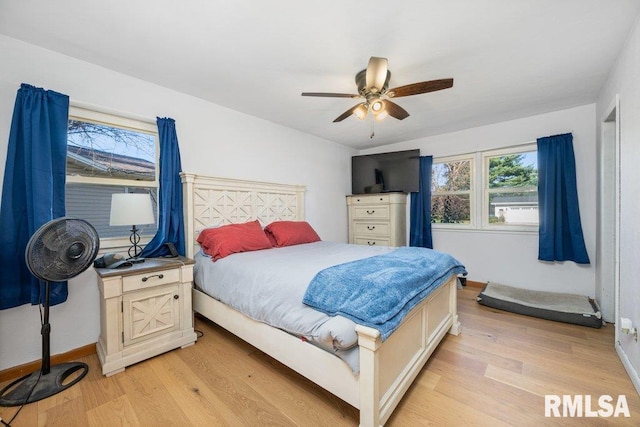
top-left (197, 220), bottom-right (272, 261)
top-left (264, 221), bottom-right (321, 247)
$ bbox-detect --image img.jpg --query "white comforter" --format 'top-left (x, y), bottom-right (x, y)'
top-left (193, 241), bottom-right (393, 372)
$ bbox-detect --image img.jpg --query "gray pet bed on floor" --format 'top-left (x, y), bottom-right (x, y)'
top-left (476, 282), bottom-right (602, 328)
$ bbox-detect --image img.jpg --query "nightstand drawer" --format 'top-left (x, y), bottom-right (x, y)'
top-left (122, 268), bottom-right (180, 293)
top-left (352, 205), bottom-right (390, 220)
top-left (354, 237), bottom-right (391, 246)
top-left (353, 222), bottom-right (390, 236)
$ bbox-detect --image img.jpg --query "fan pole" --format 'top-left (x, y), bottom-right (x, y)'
top-left (41, 281), bottom-right (51, 375)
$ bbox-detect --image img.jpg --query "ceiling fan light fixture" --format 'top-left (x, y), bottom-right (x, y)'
top-left (375, 110), bottom-right (389, 121)
top-left (354, 104), bottom-right (368, 120)
top-left (370, 99), bottom-right (384, 113)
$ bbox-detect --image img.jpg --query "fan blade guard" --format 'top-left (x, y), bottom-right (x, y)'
top-left (25, 217), bottom-right (100, 282)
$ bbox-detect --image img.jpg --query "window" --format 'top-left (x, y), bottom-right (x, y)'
top-left (483, 145), bottom-right (538, 230)
top-left (431, 155), bottom-right (473, 227)
top-left (66, 107), bottom-right (158, 249)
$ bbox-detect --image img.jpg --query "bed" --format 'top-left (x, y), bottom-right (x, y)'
top-left (181, 173), bottom-right (462, 426)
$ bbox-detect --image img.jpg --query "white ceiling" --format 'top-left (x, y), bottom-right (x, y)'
top-left (1, 0), bottom-right (639, 149)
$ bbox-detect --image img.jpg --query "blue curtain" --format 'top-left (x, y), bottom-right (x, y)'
top-left (409, 156), bottom-right (433, 248)
top-left (537, 133), bottom-right (590, 264)
top-left (0, 84), bottom-right (69, 310)
top-left (141, 117), bottom-right (186, 257)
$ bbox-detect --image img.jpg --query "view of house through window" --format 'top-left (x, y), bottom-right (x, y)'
top-left (431, 157), bottom-right (472, 225)
top-left (485, 148), bottom-right (538, 227)
top-left (65, 107), bottom-right (158, 245)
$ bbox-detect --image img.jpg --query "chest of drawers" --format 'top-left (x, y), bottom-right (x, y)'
top-left (347, 193), bottom-right (407, 247)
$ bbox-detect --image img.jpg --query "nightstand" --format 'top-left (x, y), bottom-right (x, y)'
top-left (95, 257), bottom-right (197, 376)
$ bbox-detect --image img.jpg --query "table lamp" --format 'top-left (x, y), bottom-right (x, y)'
top-left (109, 193), bottom-right (155, 262)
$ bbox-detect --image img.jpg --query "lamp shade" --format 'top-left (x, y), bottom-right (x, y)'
top-left (109, 193), bottom-right (155, 226)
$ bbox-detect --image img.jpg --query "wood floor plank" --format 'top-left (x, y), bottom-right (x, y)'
top-left (1, 287), bottom-right (638, 426)
top-left (86, 395), bottom-right (140, 427)
top-left (150, 349), bottom-right (249, 425)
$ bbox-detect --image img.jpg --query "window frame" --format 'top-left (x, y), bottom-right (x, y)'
top-left (66, 106), bottom-right (159, 250)
top-left (431, 153), bottom-right (475, 230)
top-left (481, 143), bottom-right (538, 232)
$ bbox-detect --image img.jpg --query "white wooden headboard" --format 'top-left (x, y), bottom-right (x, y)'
top-left (180, 173), bottom-right (306, 258)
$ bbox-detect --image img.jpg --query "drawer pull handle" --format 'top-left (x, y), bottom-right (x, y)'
top-left (142, 273), bottom-right (164, 282)
top-left (367, 241), bottom-right (376, 246)
top-left (367, 226), bottom-right (376, 230)
top-left (173, 294), bottom-right (179, 300)
top-left (366, 210), bottom-right (375, 215)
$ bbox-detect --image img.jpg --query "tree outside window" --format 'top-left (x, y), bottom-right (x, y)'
top-left (485, 149), bottom-right (538, 227)
top-left (431, 158), bottom-right (472, 225)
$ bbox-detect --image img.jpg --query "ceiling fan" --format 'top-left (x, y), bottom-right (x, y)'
top-left (302, 57), bottom-right (453, 123)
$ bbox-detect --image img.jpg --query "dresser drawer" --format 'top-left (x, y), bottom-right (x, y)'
top-left (353, 222), bottom-right (390, 237)
top-left (350, 194), bottom-right (390, 205)
top-left (122, 268), bottom-right (181, 293)
top-left (354, 237), bottom-right (391, 246)
top-left (352, 205), bottom-right (390, 220)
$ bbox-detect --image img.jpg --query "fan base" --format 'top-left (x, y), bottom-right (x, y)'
top-left (0, 362), bottom-right (88, 407)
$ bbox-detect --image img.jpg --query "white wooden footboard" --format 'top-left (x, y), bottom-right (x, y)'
top-left (357, 276), bottom-right (459, 426)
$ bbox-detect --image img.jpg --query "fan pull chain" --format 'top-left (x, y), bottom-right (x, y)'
top-left (370, 118), bottom-right (375, 139)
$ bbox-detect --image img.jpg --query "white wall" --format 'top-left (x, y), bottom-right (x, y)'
top-left (0, 35), bottom-right (355, 371)
top-left (597, 16), bottom-right (640, 392)
top-left (360, 104), bottom-right (597, 297)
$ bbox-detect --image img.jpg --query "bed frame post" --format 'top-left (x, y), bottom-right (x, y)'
top-left (356, 325), bottom-right (382, 427)
top-left (449, 278), bottom-right (461, 336)
top-left (180, 172), bottom-right (196, 259)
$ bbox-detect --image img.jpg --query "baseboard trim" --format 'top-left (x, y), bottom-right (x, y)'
top-left (465, 280), bottom-right (486, 288)
top-left (0, 343), bottom-right (96, 383)
top-left (616, 341), bottom-right (640, 396)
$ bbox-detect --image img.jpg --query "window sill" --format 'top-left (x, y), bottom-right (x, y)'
top-left (432, 227), bottom-right (538, 236)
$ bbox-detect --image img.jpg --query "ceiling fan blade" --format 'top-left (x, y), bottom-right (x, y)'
top-left (365, 57), bottom-right (388, 92)
top-left (382, 100), bottom-right (410, 120)
top-left (301, 92), bottom-right (360, 98)
top-left (387, 78), bottom-right (454, 98)
top-left (333, 103), bottom-right (367, 122)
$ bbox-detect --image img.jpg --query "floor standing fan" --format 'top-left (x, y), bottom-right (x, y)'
top-left (0, 218), bottom-right (99, 407)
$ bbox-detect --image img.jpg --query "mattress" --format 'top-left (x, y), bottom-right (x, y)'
top-left (194, 241), bottom-right (394, 372)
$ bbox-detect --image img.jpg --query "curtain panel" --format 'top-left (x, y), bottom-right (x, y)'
top-left (537, 133), bottom-right (590, 264)
top-left (140, 117), bottom-right (186, 258)
top-left (409, 155), bottom-right (433, 248)
top-left (0, 84), bottom-right (70, 310)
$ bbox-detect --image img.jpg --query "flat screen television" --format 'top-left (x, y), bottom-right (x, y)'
top-left (351, 149), bottom-right (420, 194)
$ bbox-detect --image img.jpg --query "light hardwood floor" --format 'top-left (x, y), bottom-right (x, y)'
top-left (2, 286), bottom-right (639, 426)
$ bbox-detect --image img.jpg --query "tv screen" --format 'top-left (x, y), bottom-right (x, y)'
top-left (351, 149), bottom-right (420, 194)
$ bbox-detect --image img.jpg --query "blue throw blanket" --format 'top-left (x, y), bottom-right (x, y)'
top-left (302, 247), bottom-right (466, 340)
